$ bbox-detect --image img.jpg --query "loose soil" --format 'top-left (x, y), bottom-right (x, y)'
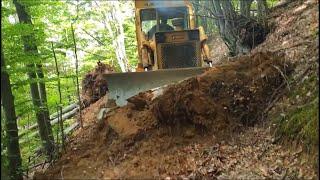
top-left (81, 61), bottom-right (115, 107)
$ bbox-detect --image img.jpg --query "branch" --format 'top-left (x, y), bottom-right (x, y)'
top-left (19, 106), bottom-right (79, 137)
top-left (80, 28), bottom-right (107, 46)
top-left (77, 48), bottom-right (109, 60)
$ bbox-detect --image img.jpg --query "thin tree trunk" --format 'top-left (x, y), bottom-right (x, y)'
top-left (240, 0), bottom-right (253, 18)
top-left (257, 0), bottom-right (268, 24)
top-left (193, 0), bottom-right (200, 27)
top-left (52, 42), bottom-right (65, 149)
top-left (1, 47), bottom-right (23, 180)
top-left (212, 0), bottom-right (238, 56)
top-left (95, 1), bottom-right (129, 72)
top-left (13, 0), bottom-right (55, 158)
top-left (211, 0), bottom-right (268, 56)
top-left (201, 17), bottom-right (207, 33)
top-left (36, 64), bottom-right (52, 138)
top-left (110, 1), bottom-right (129, 72)
top-left (71, 23), bottom-right (83, 128)
top-left (1, 106), bottom-right (10, 180)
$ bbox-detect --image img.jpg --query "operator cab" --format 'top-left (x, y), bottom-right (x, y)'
top-left (140, 7), bottom-right (190, 40)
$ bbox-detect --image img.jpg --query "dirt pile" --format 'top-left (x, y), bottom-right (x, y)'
top-left (35, 51), bottom-right (293, 179)
top-left (81, 61), bottom-right (115, 107)
top-left (103, 51), bottom-right (293, 142)
top-left (151, 51), bottom-right (292, 130)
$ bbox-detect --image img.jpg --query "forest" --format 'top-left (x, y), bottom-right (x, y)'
top-left (1, 0), bottom-right (318, 179)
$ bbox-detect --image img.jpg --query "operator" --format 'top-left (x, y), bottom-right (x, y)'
top-left (172, 17), bottom-right (185, 31)
top-left (147, 17), bottom-right (174, 39)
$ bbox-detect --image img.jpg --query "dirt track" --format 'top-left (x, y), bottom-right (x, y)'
top-left (34, 51), bottom-right (315, 179)
top-left (34, 0), bottom-right (318, 179)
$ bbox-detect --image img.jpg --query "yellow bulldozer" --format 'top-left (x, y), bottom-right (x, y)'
top-left (104, 0), bottom-right (212, 106)
top-left (134, 0), bottom-right (212, 71)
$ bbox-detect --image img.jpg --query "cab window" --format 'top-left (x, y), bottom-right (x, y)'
top-left (140, 7), bottom-right (189, 39)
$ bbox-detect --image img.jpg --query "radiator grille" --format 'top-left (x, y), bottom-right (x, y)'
top-left (159, 42), bottom-right (199, 69)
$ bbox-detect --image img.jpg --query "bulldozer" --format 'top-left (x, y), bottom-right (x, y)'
top-left (104, 0), bottom-right (212, 106)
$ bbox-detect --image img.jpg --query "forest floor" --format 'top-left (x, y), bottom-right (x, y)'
top-left (34, 0), bottom-right (318, 179)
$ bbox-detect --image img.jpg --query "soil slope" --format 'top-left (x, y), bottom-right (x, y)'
top-left (34, 0), bottom-right (318, 179)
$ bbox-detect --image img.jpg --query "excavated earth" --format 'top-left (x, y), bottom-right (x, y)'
top-left (34, 0), bottom-right (318, 179)
top-left (81, 61), bottom-right (115, 107)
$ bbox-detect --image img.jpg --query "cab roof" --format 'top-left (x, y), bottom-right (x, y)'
top-left (135, 0), bottom-right (192, 9)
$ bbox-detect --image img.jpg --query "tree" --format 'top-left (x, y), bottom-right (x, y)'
top-left (257, 0), bottom-right (268, 24)
top-left (13, 0), bottom-right (55, 158)
top-left (1, 47), bottom-right (23, 180)
top-left (211, 0), bottom-right (239, 56)
top-left (95, 0), bottom-right (130, 72)
top-left (240, 0), bottom-right (253, 17)
top-left (191, 0), bottom-right (269, 56)
top-left (37, 64), bottom-right (51, 129)
top-left (209, 0), bottom-right (268, 56)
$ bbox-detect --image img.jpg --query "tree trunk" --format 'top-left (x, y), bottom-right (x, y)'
top-left (210, 0), bottom-right (268, 56)
top-left (1, 47), bottom-right (23, 180)
top-left (36, 64), bottom-right (52, 135)
top-left (201, 15), bottom-right (207, 33)
top-left (110, 1), bottom-right (129, 72)
top-left (70, 23), bottom-right (84, 128)
top-left (240, 0), bottom-right (253, 18)
top-left (13, 0), bottom-right (54, 158)
top-left (95, 1), bottom-right (129, 72)
top-left (212, 0), bottom-right (238, 56)
top-left (193, 0), bottom-right (200, 27)
top-left (257, 0), bottom-right (268, 24)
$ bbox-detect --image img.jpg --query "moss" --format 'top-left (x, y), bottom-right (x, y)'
top-left (274, 70), bottom-right (319, 153)
top-left (312, 28), bottom-right (318, 38)
top-left (278, 100), bottom-right (318, 143)
top-left (299, 101), bottom-right (319, 146)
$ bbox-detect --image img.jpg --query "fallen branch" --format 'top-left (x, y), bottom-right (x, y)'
top-left (63, 122), bottom-right (79, 136)
top-left (19, 108), bottom-right (79, 138)
top-left (261, 81), bottom-right (290, 122)
top-left (29, 161), bottom-right (47, 169)
top-left (271, 65), bottom-right (291, 90)
top-left (50, 102), bottom-right (78, 120)
top-left (21, 102), bottom-right (78, 132)
top-left (261, 64), bottom-right (313, 118)
top-left (20, 120), bottom-right (79, 145)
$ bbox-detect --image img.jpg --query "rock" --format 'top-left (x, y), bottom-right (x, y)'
top-left (97, 108), bottom-right (110, 122)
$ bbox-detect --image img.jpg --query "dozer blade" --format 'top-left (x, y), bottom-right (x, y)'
top-left (103, 67), bottom-right (208, 106)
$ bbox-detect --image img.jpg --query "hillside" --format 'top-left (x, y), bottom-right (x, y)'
top-left (34, 0), bottom-right (318, 179)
